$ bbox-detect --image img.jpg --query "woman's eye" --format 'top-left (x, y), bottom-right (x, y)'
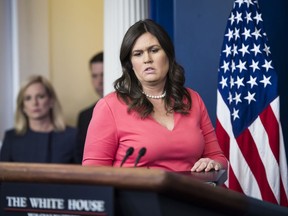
top-left (133, 52), bottom-right (141, 57)
top-left (151, 48), bottom-right (159, 53)
top-left (24, 96), bottom-right (31, 101)
top-left (37, 94), bottom-right (47, 100)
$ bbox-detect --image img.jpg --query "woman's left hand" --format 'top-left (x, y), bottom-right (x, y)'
top-left (191, 158), bottom-right (222, 172)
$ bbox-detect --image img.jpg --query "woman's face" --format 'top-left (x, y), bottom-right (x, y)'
top-left (130, 32), bottom-right (169, 88)
top-left (23, 82), bottom-right (53, 121)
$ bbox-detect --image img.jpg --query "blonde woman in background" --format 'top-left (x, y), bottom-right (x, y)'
top-left (0, 75), bottom-right (80, 163)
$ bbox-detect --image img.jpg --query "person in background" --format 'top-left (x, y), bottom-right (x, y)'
top-left (76, 51), bottom-right (104, 162)
top-left (82, 19), bottom-right (228, 172)
top-left (0, 75), bottom-right (79, 163)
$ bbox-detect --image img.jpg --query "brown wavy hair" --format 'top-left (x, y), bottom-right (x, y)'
top-left (114, 19), bottom-right (191, 118)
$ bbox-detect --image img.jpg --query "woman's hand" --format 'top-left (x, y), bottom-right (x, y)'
top-left (191, 158), bottom-right (222, 172)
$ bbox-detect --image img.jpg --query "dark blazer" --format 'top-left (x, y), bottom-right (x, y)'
top-left (76, 103), bottom-right (96, 162)
top-left (0, 126), bottom-right (78, 163)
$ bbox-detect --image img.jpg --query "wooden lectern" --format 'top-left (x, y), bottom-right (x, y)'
top-left (0, 162), bottom-right (287, 216)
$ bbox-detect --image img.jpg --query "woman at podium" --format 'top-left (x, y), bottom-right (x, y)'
top-left (82, 19), bottom-right (228, 172)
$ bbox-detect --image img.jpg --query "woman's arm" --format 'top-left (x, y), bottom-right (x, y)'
top-left (82, 99), bottom-right (119, 166)
top-left (191, 91), bottom-right (228, 172)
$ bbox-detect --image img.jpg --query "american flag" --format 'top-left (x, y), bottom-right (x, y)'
top-left (215, 0), bottom-right (288, 206)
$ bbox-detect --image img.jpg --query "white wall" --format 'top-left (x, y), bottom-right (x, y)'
top-left (0, 0), bottom-right (14, 146)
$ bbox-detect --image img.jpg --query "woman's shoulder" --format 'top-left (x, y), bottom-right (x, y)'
top-left (3, 129), bottom-right (33, 143)
top-left (54, 127), bottom-right (77, 143)
top-left (4, 128), bottom-right (17, 137)
top-left (186, 87), bottom-right (201, 99)
top-left (185, 87), bottom-right (206, 108)
top-left (63, 126), bottom-right (77, 134)
top-left (102, 91), bottom-right (118, 101)
top-left (98, 91), bottom-right (125, 107)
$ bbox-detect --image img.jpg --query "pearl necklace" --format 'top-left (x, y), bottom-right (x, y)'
top-left (142, 91), bottom-right (166, 99)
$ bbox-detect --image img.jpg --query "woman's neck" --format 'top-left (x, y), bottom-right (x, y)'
top-left (29, 118), bottom-right (54, 132)
top-left (142, 84), bottom-right (165, 96)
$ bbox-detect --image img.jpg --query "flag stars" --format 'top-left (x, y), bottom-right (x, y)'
top-left (238, 43), bottom-right (250, 57)
top-left (262, 59), bottom-right (273, 72)
top-left (232, 44), bottom-right (238, 56)
top-left (236, 59), bottom-right (247, 72)
top-left (221, 60), bottom-right (230, 73)
top-left (223, 45), bottom-right (232, 57)
top-left (245, 12), bottom-right (253, 23)
top-left (235, 76), bottom-right (245, 89)
top-left (244, 91), bottom-right (256, 104)
top-left (231, 60), bottom-right (236, 72)
top-left (228, 92), bottom-right (233, 104)
top-left (232, 108), bottom-right (240, 121)
top-left (234, 28), bottom-right (240, 40)
top-left (225, 29), bottom-right (234, 41)
top-left (235, 0), bottom-right (245, 8)
top-left (263, 44), bottom-right (271, 56)
top-left (250, 43), bottom-right (261, 56)
top-left (260, 75), bottom-right (272, 87)
top-left (247, 75), bottom-right (258, 88)
top-left (219, 76), bottom-right (228, 89)
top-left (230, 76), bottom-right (235, 88)
top-left (229, 12), bottom-right (235, 25)
top-left (252, 27), bottom-right (262, 40)
top-left (244, 0), bottom-right (254, 8)
top-left (233, 92), bottom-right (242, 105)
top-left (253, 11), bottom-right (263, 24)
top-left (242, 27), bottom-right (251, 40)
top-left (235, 11), bottom-right (243, 24)
top-left (249, 60), bottom-right (260, 72)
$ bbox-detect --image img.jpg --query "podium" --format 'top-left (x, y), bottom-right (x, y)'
top-left (0, 162), bottom-right (287, 216)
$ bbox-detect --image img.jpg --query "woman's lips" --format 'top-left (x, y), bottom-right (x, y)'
top-left (144, 67), bottom-right (155, 73)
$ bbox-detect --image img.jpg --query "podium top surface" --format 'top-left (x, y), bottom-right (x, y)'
top-left (0, 162), bottom-right (243, 209)
top-left (0, 162), bottom-right (224, 187)
top-left (1, 162), bottom-right (287, 215)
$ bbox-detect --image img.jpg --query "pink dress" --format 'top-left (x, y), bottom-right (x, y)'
top-left (82, 88), bottom-right (227, 171)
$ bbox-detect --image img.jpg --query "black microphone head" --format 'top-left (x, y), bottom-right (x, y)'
top-left (127, 147), bottom-right (134, 156)
top-left (139, 147), bottom-right (146, 156)
top-left (120, 147), bottom-right (134, 167)
top-left (134, 147), bottom-right (147, 167)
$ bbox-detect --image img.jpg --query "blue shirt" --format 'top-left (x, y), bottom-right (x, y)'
top-left (0, 127), bottom-right (79, 163)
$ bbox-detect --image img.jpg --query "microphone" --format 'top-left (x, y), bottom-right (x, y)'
top-left (134, 147), bottom-right (147, 167)
top-left (120, 147), bottom-right (134, 167)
